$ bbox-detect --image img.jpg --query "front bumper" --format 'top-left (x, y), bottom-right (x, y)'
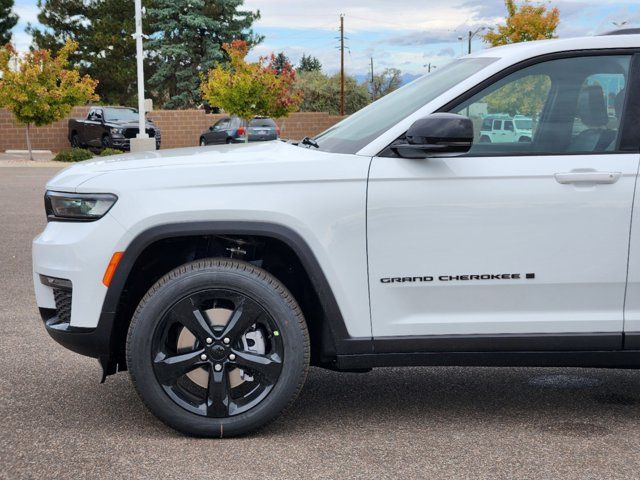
top-left (111, 134), bottom-right (162, 151)
top-left (33, 213), bottom-right (128, 330)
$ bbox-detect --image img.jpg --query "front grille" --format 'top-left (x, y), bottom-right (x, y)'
top-left (53, 288), bottom-right (72, 325)
top-left (123, 128), bottom-right (156, 139)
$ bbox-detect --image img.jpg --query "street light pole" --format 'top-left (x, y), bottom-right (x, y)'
top-left (131, 0), bottom-right (155, 152)
top-left (467, 27), bottom-right (487, 54)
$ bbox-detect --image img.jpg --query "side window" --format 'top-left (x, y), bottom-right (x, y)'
top-left (451, 55), bottom-right (631, 155)
top-left (213, 118), bottom-right (231, 130)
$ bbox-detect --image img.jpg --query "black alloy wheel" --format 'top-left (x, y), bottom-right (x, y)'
top-left (152, 289), bottom-right (284, 418)
top-left (126, 259), bottom-right (309, 437)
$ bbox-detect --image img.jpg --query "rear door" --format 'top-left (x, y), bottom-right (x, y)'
top-left (205, 118), bottom-right (232, 144)
top-left (367, 52), bottom-right (640, 348)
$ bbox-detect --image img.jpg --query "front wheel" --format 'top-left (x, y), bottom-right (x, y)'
top-left (200, 138), bottom-right (206, 146)
top-left (126, 259), bottom-right (310, 437)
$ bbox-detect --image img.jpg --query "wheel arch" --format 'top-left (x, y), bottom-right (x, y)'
top-left (100, 221), bottom-right (357, 375)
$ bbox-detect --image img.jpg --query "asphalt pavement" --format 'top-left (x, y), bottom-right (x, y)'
top-left (3, 166), bottom-right (640, 479)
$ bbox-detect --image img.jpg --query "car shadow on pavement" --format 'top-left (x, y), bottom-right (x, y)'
top-left (35, 363), bottom-right (640, 439)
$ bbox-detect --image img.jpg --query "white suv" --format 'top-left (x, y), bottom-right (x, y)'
top-left (479, 114), bottom-right (533, 143)
top-left (33, 31), bottom-right (640, 437)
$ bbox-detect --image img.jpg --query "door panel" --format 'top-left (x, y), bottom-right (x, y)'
top-left (368, 154), bottom-right (638, 337)
top-left (368, 53), bottom-right (638, 339)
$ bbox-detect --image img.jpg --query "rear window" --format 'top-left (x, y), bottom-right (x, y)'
top-left (249, 118), bottom-right (276, 128)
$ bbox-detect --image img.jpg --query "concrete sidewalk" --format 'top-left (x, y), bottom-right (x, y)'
top-left (0, 150), bottom-right (62, 167)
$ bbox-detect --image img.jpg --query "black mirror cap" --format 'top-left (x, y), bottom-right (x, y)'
top-left (392, 113), bottom-right (474, 159)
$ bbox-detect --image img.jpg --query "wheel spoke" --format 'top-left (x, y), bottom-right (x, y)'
top-left (207, 367), bottom-right (231, 417)
top-left (154, 349), bottom-right (205, 385)
top-left (232, 351), bottom-right (282, 384)
top-left (220, 297), bottom-right (263, 341)
top-left (170, 297), bottom-right (215, 341)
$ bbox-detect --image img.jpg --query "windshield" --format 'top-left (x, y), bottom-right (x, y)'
top-left (313, 58), bottom-right (498, 154)
top-left (104, 108), bottom-right (139, 122)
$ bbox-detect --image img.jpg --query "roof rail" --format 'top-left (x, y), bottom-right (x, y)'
top-left (599, 28), bottom-right (640, 36)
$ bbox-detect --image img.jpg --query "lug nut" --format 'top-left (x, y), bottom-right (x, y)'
top-left (206, 337), bottom-right (213, 344)
top-left (223, 338), bottom-right (230, 345)
top-left (214, 364), bottom-right (223, 372)
top-left (229, 354), bottom-right (236, 361)
top-left (200, 353), bottom-right (208, 361)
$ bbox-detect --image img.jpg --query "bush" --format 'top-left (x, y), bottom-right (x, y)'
top-left (53, 148), bottom-right (94, 162)
top-left (99, 148), bottom-right (125, 157)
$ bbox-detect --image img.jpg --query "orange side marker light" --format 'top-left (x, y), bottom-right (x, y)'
top-left (103, 252), bottom-right (124, 287)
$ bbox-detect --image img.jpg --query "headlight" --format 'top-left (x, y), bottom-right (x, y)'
top-left (45, 191), bottom-right (118, 221)
top-left (111, 128), bottom-right (124, 135)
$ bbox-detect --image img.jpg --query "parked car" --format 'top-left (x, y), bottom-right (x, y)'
top-left (68, 106), bottom-right (161, 151)
top-left (199, 116), bottom-right (280, 145)
top-left (479, 114), bottom-right (533, 143)
top-left (34, 30), bottom-right (640, 438)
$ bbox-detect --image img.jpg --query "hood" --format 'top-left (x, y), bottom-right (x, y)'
top-left (45, 141), bottom-right (345, 192)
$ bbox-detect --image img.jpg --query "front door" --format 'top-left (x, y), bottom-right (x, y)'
top-left (367, 53), bottom-right (639, 347)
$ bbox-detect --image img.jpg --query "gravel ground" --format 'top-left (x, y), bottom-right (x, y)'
top-left (3, 166), bottom-right (640, 479)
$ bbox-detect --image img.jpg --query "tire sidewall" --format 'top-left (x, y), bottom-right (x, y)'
top-left (127, 261), bottom-right (308, 437)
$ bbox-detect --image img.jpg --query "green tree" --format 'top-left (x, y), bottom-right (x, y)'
top-left (0, 40), bottom-right (98, 160)
top-left (483, 0), bottom-right (559, 46)
top-left (297, 54), bottom-right (322, 73)
top-left (201, 40), bottom-right (302, 141)
top-left (371, 68), bottom-right (402, 100)
top-left (485, 75), bottom-right (551, 117)
top-left (272, 52), bottom-right (290, 75)
top-left (28, 0), bottom-right (145, 106)
top-left (0, 0), bottom-right (18, 45)
top-left (148, 0), bottom-right (262, 109)
top-left (296, 71), bottom-right (370, 115)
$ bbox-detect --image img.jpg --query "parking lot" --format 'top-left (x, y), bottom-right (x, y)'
top-left (3, 166), bottom-right (640, 479)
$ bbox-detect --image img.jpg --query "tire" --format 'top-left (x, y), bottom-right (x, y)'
top-left (479, 135), bottom-right (491, 143)
top-left (200, 138), bottom-right (206, 147)
top-left (126, 258), bottom-right (310, 437)
top-left (70, 133), bottom-right (80, 148)
top-left (101, 135), bottom-right (111, 150)
top-left (518, 136), bottom-right (532, 143)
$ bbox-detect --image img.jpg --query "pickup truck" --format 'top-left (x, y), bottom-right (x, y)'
top-left (34, 29), bottom-right (640, 438)
top-left (68, 106), bottom-right (161, 151)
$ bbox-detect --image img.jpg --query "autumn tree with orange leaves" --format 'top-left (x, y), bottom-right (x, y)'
top-left (0, 39), bottom-right (98, 160)
top-left (201, 40), bottom-right (302, 141)
top-left (482, 1), bottom-right (559, 118)
top-left (483, 0), bottom-right (560, 46)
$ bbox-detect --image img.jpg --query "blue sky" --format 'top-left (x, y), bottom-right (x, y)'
top-left (9, 0), bottom-right (640, 76)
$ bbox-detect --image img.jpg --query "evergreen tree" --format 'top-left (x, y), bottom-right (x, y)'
top-left (0, 0), bottom-right (18, 45)
top-left (297, 53), bottom-right (322, 73)
top-left (148, 0), bottom-right (262, 109)
top-left (272, 52), bottom-right (290, 75)
top-left (28, 0), bottom-right (145, 106)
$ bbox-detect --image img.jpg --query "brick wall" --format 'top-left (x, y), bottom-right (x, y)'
top-left (0, 108), bottom-right (344, 152)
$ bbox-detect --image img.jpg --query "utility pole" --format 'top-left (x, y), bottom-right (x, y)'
top-left (340, 14), bottom-right (345, 116)
top-left (370, 57), bottom-right (375, 101)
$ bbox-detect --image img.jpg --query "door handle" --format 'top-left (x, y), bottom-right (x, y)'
top-left (554, 171), bottom-right (621, 185)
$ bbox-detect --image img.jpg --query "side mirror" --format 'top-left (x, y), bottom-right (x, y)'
top-left (209, 126), bottom-right (215, 131)
top-left (391, 113), bottom-right (473, 159)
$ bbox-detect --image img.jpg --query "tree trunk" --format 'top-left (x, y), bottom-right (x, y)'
top-left (244, 118), bottom-right (249, 143)
top-left (26, 124), bottom-right (34, 161)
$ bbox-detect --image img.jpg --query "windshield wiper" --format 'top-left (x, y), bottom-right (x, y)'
top-left (300, 136), bottom-right (319, 149)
